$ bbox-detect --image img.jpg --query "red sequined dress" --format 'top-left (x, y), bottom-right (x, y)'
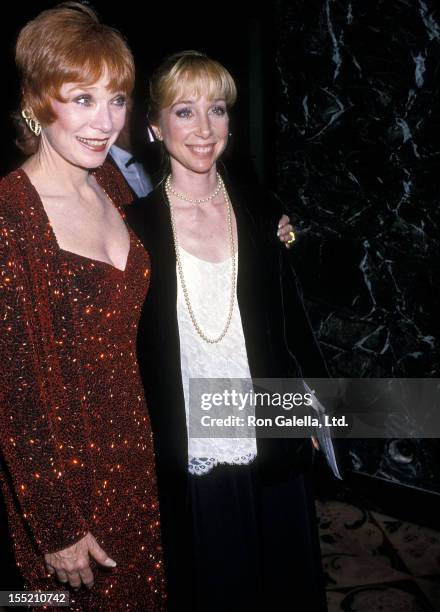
top-left (0, 164), bottom-right (166, 611)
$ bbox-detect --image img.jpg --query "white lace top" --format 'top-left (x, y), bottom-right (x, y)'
top-left (176, 247), bottom-right (257, 476)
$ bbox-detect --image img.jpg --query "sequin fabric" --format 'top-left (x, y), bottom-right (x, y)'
top-left (0, 164), bottom-right (166, 611)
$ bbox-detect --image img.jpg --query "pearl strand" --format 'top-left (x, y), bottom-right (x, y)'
top-left (165, 173), bottom-right (222, 204)
top-left (166, 175), bottom-right (236, 344)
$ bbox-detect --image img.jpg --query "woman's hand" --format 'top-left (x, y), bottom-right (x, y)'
top-left (44, 531), bottom-right (116, 590)
top-left (311, 436), bottom-right (320, 451)
top-left (277, 214), bottom-right (296, 248)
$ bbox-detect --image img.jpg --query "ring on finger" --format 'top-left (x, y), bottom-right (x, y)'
top-left (287, 230), bottom-right (296, 245)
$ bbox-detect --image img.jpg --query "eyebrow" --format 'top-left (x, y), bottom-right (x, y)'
top-left (171, 98), bottom-right (226, 108)
top-left (63, 85), bottom-right (125, 96)
top-left (64, 85), bottom-right (98, 94)
top-left (171, 100), bottom-right (194, 107)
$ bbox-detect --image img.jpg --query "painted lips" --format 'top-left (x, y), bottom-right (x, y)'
top-left (76, 136), bottom-right (109, 152)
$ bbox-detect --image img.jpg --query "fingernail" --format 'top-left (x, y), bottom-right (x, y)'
top-left (104, 558), bottom-right (117, 567)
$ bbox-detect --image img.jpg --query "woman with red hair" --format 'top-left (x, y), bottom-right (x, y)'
top-left (0, 3), bottom-right (165, 609)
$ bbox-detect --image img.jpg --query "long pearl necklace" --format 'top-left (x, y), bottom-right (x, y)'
top-left (165, 173), bottom-right (222, 204)
top-left (165, 174), bottom-right (236, 344)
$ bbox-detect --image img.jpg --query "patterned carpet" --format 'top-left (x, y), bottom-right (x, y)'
top-left (317, 498), bottom-right (440, 611)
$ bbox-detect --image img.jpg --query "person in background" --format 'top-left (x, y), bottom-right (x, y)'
top-left (0, 4), bottom-right (165, 609)
top-left (125, 50), bottom-right (328, 612)
top-left (109, 97), bottom-right (154, 198)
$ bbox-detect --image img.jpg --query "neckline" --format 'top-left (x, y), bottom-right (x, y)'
top-left (178, 245), bottom-right (234, 265)
top-left (58, 242), bottom-right (132, 272)
top-left (17, 167), bottom-right (130, 273)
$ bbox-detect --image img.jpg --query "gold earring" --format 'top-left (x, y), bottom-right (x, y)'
top-left (21, 109), bottom-right (41, 137)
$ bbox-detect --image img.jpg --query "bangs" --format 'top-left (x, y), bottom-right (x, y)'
top-left (164, 67), bottom-right (236, 108)
top-left (51, 36), bottom-right (134, 99)
top-left (149, 52), bottom-right (237, 123)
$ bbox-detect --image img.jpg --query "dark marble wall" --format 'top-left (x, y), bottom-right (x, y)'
top-left (271, 0), bottom-right (440, 492)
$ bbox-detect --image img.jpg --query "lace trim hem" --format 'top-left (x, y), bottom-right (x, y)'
top-left (188, 452), bottom-right (257, 476)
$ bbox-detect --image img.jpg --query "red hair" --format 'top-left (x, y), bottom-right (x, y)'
top-left (15, 2), bottom-right (134, 154)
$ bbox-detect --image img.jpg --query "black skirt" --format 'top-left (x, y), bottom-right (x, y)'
top-left (188, 462), bottom-right (327, 612)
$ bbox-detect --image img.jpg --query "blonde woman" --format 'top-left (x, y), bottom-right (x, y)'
top-left (126, 51), bottom-right (328, 611)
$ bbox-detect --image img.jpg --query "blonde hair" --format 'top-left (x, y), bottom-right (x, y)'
top-left (148, 50), bottom-right (237, 124)
top-left (15, 1), bottom-right (134, 154)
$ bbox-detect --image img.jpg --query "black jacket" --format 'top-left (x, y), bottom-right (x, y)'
top-left (124, 177), bottom-right (328, 606)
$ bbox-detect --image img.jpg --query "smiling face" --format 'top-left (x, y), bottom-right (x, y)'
top-left (40, 73), bottom-right (127, 169)
top-left (153, 95), bottom-right (229, 176)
